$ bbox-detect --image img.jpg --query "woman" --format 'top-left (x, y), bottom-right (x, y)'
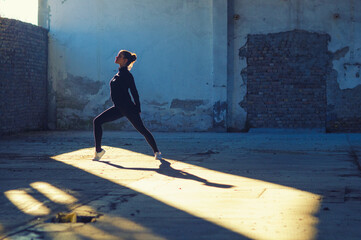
top-left (93, 50), bottom-right (162, 161)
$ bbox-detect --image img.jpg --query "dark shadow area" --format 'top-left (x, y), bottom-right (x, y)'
top-left (100, 159), bottom-right (234, 189)
top-left (0, 132), bottom-right (249, 240)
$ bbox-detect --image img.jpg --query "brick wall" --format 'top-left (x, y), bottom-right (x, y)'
top-left (240, 30), bottom-right (329, 129)
top-left (0, 18), bottom-right (48, 135)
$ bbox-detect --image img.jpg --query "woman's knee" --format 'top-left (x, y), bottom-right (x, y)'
top-left (93, 116), bottom-right (101, 126)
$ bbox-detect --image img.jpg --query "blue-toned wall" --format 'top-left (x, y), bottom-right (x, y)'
top-left (40, 0), bottom-right (361, 132)
top-left (43, 0), bottom-right (225, 131)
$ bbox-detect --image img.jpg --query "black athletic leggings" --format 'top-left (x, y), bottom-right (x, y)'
top-left (93, 106), bottom-right (159, 153)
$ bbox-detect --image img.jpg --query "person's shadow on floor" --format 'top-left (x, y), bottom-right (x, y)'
top-left (100, 159), bottom-right (234, 189)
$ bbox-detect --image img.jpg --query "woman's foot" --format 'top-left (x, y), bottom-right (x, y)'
top-left (154, 152), bottom-right (162, 160)
top-left (93, 149), bottom-right (105, 161)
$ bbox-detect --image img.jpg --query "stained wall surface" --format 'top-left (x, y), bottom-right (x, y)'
top-left (44, 0), bottom-right (224, 131)
top-left (42, 0), bottom-right (361, 132)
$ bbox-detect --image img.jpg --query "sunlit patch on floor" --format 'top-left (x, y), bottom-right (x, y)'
top-left (4, 189), bottom-right (50, 216)
top-left (51, 146), bottom-right (322, 240)
top-left (30, 182), bottom-right (78, 205)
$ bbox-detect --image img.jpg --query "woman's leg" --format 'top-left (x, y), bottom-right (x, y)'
top-left (93, 106), bottom-right (123, 152)
top-left (126, 113), bottom-right (159, 153)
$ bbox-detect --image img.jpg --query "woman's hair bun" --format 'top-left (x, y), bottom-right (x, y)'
top-left (120, 50), bottom-right (137, 70)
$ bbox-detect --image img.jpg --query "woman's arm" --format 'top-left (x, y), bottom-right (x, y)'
top-left (129, 75), bottom-right (141, 113)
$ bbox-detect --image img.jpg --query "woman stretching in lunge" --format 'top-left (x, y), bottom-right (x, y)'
top-left (93, 50), bottom-right (162, 161)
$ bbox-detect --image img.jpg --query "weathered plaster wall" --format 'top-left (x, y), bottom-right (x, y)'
top-left (326, 68), bottom-right (361, 132)
top-left (42, 0), bottom-right (361, 132)
top-left (43, 0), bottom-right (224, 131)
top-left (228, 0), bottom-right (361, 131)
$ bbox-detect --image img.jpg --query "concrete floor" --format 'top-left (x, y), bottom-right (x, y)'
top-left (0, 130), bottom-right (360, 240)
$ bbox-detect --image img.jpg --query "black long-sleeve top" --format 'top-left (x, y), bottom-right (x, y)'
top-left (110, 67), bottom-right (141, 114)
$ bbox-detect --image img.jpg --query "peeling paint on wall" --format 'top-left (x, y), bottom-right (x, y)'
top-left (331, 45), bottom-right (361, 90)
top-left (55, 73), bottom-right (114, 130)
top-left (56, 74), bottom-right (103, 110)
top-left (136, 98), bottom-right (213, 131)
top-left (144, 100), bottom-right (169, 107)
top-left (213, 101), bottom-right (227, 128)
top-left (333, 47), bottom-right (349, 61)
top-left (170, 99), bottom-right (205, 111)
top-left (342, 63), bottom-right (361, 88)
top-left (327, 70), bottom-right (361, 132)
